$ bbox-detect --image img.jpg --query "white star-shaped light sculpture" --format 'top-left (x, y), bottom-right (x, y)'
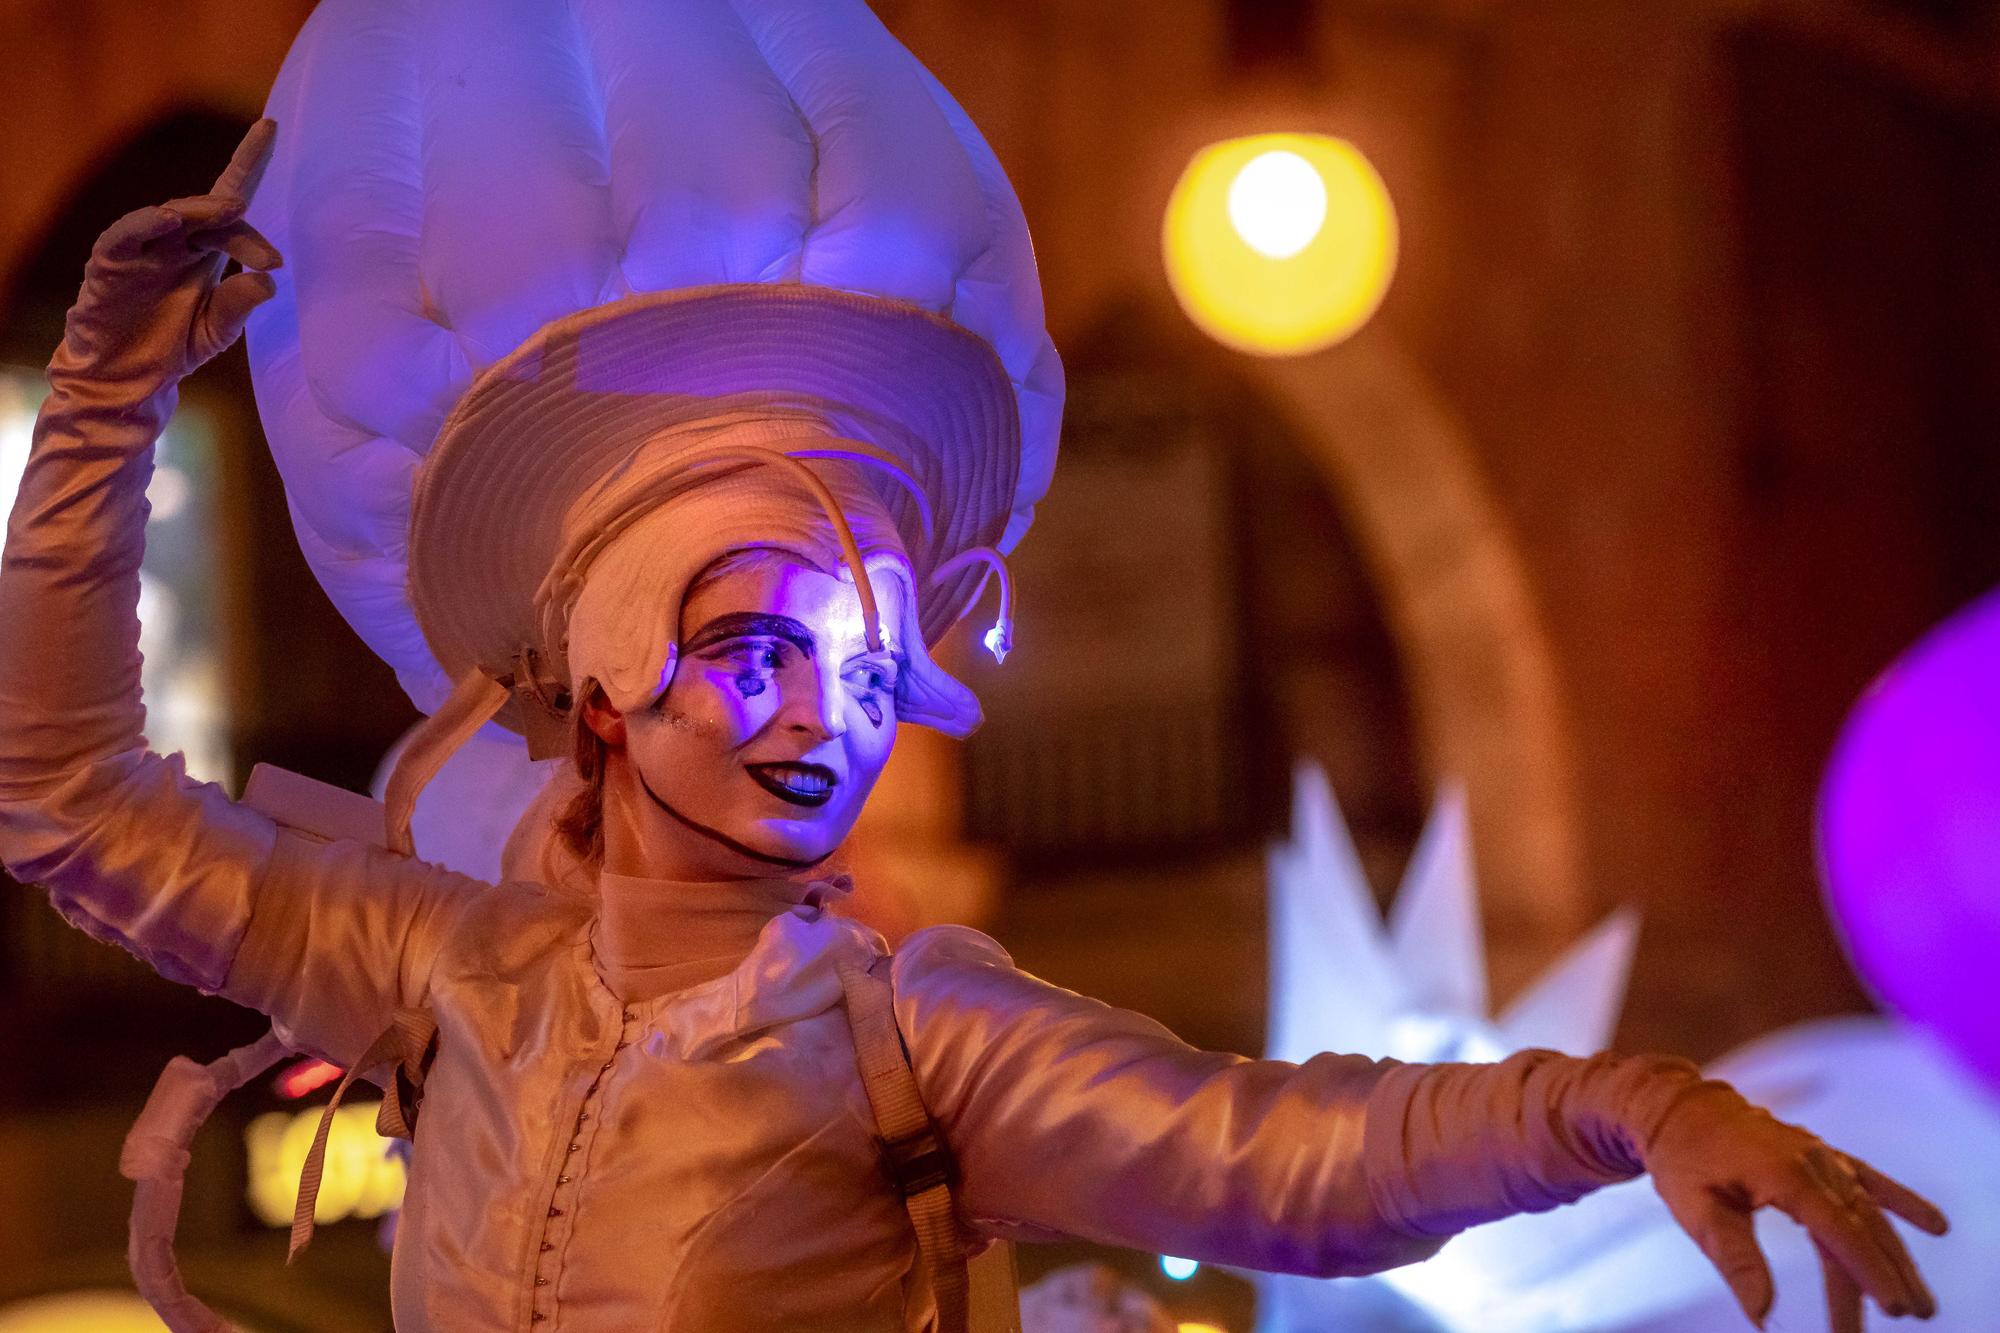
top-left (1256, 762), bottom-right (1654, 1333)
top-left (1248, 762), bottom-right (2000, 1333)
top-left (1265, 760), bottom-right (1639, 1070)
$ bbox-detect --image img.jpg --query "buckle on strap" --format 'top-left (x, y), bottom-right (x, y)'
top-left (882, 1125), bottom-right (952, 1197)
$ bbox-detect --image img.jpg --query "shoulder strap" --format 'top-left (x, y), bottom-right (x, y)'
top-left (837, 952), bottom-right (975, 1333)
top-left (288, 1006), bottom-right (438, 1263)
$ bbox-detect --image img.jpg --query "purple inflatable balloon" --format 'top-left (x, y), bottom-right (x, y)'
top-left (1819, 585), bottom-right (2000, 1094)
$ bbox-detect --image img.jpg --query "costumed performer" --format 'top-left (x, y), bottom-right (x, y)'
top-left (0, 14), bottom-right (1949, 1333)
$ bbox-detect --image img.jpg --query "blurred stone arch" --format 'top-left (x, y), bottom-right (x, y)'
top-left (955, 291), bottom-right (1587, 1017)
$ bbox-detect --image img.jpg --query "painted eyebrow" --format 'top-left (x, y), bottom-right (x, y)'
top-left (683, 613), bottom-right (817, 656)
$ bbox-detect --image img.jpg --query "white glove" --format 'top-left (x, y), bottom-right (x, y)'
top-left (1641, 1072), bottom-right (1947, 1330)
top-left (48, 118), bottom-right (281, 414)
top-left (0, 117), bottom-right (281, 793)
top-left (1369, 1049), bottom-right (1948, 1330)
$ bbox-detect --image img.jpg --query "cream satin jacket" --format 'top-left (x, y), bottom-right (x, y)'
top-left (2, 750), bottom-right (1448, 1331)
top-left (0, 365), bottom-right (1649, 1332)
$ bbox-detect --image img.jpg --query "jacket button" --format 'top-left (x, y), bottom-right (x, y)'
top-left (541, 1242), bottom-right (554, 1252)
top-left (622, 1009), bottom-right (636, 1022)
top-left (558, 1174), bottom-right (572, 1184)
top-left (536, 1277), bottom-right (549, 1287)
top-left (547, 1207), bottom-right (563, 1218)
top-left (531, 1313), bottom-right (546, 1323)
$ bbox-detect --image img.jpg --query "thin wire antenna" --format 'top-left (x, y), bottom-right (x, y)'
top-left (930, 546), bottom-right (1014, 662)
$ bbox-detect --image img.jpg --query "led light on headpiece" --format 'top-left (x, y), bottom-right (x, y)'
top-left (931, 547), bottom-right (1014, 664)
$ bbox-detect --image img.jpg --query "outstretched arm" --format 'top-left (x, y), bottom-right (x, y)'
top-left (888, 925), bottom-right (1445, 1277)
top-left (891, 926), bottom-right (1948, 1329)
top-left (1371, 1047), bottom-right (1948, 1328)
top-left (0, 122), bottom-right (477, 1064)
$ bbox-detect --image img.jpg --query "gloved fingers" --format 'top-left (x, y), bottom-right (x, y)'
top-left (184, 218), bottom-right (284, 273)
top-left (1818, 1238), bottom-right (1865, 1333)
top-left (156, 194), bottom-right (248, 236)
top-left (209, 118), bottom-right (278, 201)
top-left (1805, 1145), bottom-right (1934, 1317)
top-left (86, 122), bottom-right (270, 271)
top-left (1662, 1190), bottom-right (1773, 1328)
top-left (1844, 1151), bottom-right (1949, 1237)
top-left (91, 205), bottom-right (190, 263)
top-left (188, 270), bottom-right (278, 366)
top-left (1776, 1157), bottom-right (1918, 1319)
top-left (1855, 1196), bottom-right (1938, 1319)
top-left (90, 196), bottom-right (244, 285)
top-left (1820, 1152), bottom-right (1938, 1320)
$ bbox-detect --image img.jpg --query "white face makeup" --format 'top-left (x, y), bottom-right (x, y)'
top-left (600, 552), bottom-right (905, 878)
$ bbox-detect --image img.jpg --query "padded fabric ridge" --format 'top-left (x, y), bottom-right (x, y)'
top-left (910, 64), bottom-right (1010, 359)
top-left (731, 1), bottom-right (986, 308)
top-left (289, 0), bottom-right (449, 450)
top-left (725, 0), bottom-right (820, 284)
top-left (413, 6), bottom-right (464, 366)
top-left (561, 0), bottom-right (629, 307)
top-left (566, 0), bottom-right (813, 290)
top-left (246, 14), bottom-right (432, 584)
top-left (905, 63), bottom-right (1060, 548)
top-left (415, 0), bottom-right (639, 369)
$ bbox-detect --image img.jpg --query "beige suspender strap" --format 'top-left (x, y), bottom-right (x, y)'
top-left (288, 1007), bottom-right (437, 1263)
top-left (837, 953), bottom-right (970, 1333)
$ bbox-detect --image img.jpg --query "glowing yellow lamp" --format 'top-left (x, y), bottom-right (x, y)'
top-left (0, 1292), bottom-right (179, 1332)
top-left (246, 1102), bottom-right (407, 1227)
top-left (1162, 133), bottom-right (1397, 356)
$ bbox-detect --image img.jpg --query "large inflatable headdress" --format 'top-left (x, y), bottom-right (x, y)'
top-left (243, 0), bottom-right (1063, 793)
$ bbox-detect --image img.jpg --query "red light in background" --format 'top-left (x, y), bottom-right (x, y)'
top-left (274, 1057), bottom-right (342, 1100)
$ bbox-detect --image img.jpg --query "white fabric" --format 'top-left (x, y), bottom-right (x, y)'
top-left (554, 409), bottom-right (981, 733)
top-left (241, 0), bottom-right (1063, 716)
top-left (369, 722), bottom-right (564, 885)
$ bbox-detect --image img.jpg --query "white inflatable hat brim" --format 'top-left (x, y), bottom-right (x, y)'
top-left (407, 282), bottom-right (1019, 737)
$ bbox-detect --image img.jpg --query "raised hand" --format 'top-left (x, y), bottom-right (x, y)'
top-left (1642, 1077), bottom-right (1948, 1329)
top-left (51, 118), bottom-right (282, 402)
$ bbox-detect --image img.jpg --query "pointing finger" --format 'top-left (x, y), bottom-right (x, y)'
top-left (211, 118), bottom-right (278, 202)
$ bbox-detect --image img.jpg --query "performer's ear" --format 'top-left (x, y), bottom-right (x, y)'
top-left (579, 684), bottom-right (626, 748)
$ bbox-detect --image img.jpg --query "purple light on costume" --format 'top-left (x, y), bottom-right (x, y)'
top-left (1818, 585), bottom-right (2000, 1094)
